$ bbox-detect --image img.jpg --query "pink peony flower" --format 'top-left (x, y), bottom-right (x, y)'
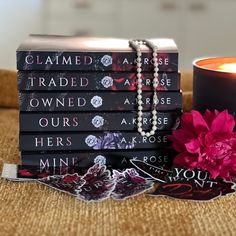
top-left (168, 110), bottom-right (236, 180)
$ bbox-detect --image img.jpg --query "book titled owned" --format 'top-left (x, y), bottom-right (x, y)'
top-left (19, 92), bottom-right (182, 112)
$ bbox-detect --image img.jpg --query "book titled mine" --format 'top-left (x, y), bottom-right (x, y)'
top-left (19, 131), bottom-right (171, 151)
top-left (18, 71), bottom-right (180, 91)
top-left (20, 111), bottom-right (181, 132)
top-left (21, 149), bottom-right (176, 169)
top-left (17, 35), bottom-right (178, 72)
top-left (19, 92), bottom-right (182, 112)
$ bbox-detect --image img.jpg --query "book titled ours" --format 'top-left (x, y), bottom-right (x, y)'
top-left (17, 35), bottom-right (182, 172)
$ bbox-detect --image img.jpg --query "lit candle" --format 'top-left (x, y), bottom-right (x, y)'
top-left (218, 63), bottom-right (236, 73)
top-left (193, 57), bottom-right (236, 118)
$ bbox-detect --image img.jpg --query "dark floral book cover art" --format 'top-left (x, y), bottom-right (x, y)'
top-left (19, 131), bottom-right (171, 151)
top-left (19, 92), bottom-right (182, 112)
top-left (18, 71), bottom-right (180, 91)
top-left (21, 149), bottom-right (176, 169)
top-left (17, 35), bottom-right (178, 72)
top-left (20, 111), bottom-right (181, 132)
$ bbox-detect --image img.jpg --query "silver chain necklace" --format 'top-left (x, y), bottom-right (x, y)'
top-left (129, 39), bottom-right (159, 137)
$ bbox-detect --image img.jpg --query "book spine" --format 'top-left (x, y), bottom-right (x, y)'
top-left (17, 71), bottom-right (180, 91)
top-left (20, 111), bottom-right (181, 132)
top-left (19, 131), bottom-right (171, 151)
top-left (16, 51), bottom-right (178, 72)
top-left (21, 149), bottom-right (176, 169)
top-left (19, 92), bottom-right (182, 112)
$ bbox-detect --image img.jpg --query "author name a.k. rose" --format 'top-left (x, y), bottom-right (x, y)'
top-left (32, 135), bottom-right (168, 148)
top-left (37, 154), bottom-right (171, 168)
top-left (24, 73), bottom-right (173, 89)
top-left (21, 95), bottom-right (174, 109)
top-left (20, 112), bottom-right (180, 132)
top-left (36, 116), bottom-right (169, 128)
top-left (24, 55), bottom-right (169, 66)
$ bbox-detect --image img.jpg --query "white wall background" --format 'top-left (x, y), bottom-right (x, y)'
top-left (0, 0), bottom-right (42, 69)
top-left (0, 0), bottom-right (236, 70)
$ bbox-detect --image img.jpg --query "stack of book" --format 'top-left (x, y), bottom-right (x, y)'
top-left (16, 35), bottom-right (182, 171)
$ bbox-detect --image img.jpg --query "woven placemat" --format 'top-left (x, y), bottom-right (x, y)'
top-left (0, 69), bottom-right (18, 108)
top-left (0, 70), bottom-right (212, 236)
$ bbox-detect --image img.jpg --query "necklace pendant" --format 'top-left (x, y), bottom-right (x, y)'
top-left (153, 93), bottom-right (158, 105)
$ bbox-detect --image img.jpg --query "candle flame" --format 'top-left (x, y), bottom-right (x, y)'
top-left (218, 63), bottom-right (236, 73)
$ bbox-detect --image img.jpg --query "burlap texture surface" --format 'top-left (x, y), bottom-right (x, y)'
top-left (0, 70), bottom-right (236, 236)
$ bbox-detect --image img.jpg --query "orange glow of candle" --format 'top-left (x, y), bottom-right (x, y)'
top-left (193, 57), bottom-right (236, 118)
top-left (218, 63), bottom-right (236, 73)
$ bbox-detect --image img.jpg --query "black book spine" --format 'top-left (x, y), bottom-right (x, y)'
top-left (17, 71), bottom-right (180, 91)
top-left (19, 92), bottom-right (182, 112)
top-left (20, 111), bottom-right (181, 132)
top-left (16, 51), bottom-right (178, 72)
top-left (19, 131), bottom-right (171, 151)
top-left (21, 149), bottom-right (176, 169)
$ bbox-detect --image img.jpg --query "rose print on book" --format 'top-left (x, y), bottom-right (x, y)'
top-left (85, 135), bottom-right (98, 147)
top-left (84, 132), bottom-right (135, 150)
top-left (94, 155), bottom-right (107, 165)
top-left (92, 115), bottom-right (104, 128)
top-left (100, 55), bottom-right (112, 67)
top-left (101, 76), bottom-right (113, 88)
top-left (90, 95), bottom-right (103, 108)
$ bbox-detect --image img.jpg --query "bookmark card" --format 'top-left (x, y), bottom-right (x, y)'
top-left (1, 163), bottom-right (235, 202)
top-left (133, 163), bottom-right (236, 201)
top-left (1, 163), bottom-right (153, 202)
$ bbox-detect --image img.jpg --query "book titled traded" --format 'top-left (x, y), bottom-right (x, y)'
top-left (18, 71), bottom-right (180, 91)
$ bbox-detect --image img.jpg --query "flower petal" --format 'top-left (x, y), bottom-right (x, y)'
top-left (181, 112), bottom-right (194, 131)
top-left (173, 152), bottom-right (191, 166)
top-left (172, 129), bottom-right (195, 143)
top-left (185, 139), bottom-right (201, 154)
top-left (191, 110), bottom-right (209, 134)
top-left (203, 109), bottom-right (215, 127)
top-left (211, 110), bottom-right (235, 133)
top-left (173, 142), bottom-right (186, 153)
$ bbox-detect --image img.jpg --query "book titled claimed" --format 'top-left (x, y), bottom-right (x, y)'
top-left (19, 92), bottom-right (182, 112)
top-left (17, 71), bottom-right (180, 91)
top-left (16, 35), bottom-right (178, 72)
top-left (20, 111), bottom-right (181, 132)
top-left (21, 149), bottom-right (176, 169)
top-left (19, 131), bottom-right (171, 151)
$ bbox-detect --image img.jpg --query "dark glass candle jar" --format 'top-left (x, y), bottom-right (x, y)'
top-left (193, 57), bottom-right (236, 117)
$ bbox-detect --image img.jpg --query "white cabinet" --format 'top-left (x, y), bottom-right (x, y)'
top-left (118, 0), bottom-right (236, 69)
top-left (43, 0), bottom-right (115, 36)
top-left (0, 0), bottom-right (42, 69)
top-left (119, 0), bottom-right (182, 41)
top-left (182, 0), bottom-right (236, 68)
top-left (42, 0), bottom-right (236, 69)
